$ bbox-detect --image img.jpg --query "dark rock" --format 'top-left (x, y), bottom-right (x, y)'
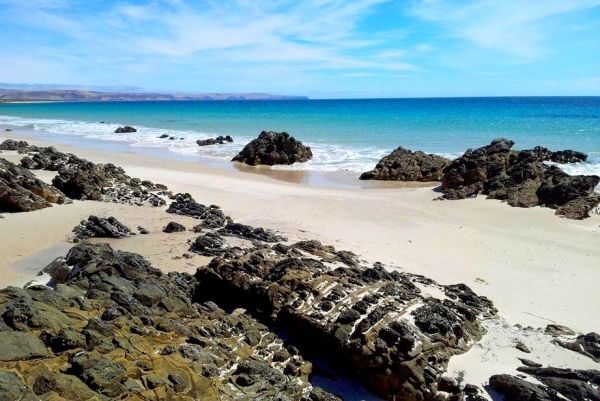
top-left (166, 192), bottom-right (207, 217)
top-left (0, 139), bottom-right (28, 150)
top-left (517, 366), bottom-right (600, 401)
top-left (360, 146), bottom-right (450, 181)
top-left (197, 135), bottom-right (233, 146)
top-left (115, 125), bottom-right (136, 133)
top-left (232, 131), bottom-right (313, 166)
top-left (163, 221), bottom-right (186, 233)
top-left (219, 221), bottom-right (287, 243)
top-left (545, 324), bottom-right (575, 336)
top-left (0, 157), bottom-right (67, 212)
top-left (158, 134), bottom-right (169, 139)
top-left (519, 358), bottom-right (543, 367)
top-left (189, 232), bottom-right (230, 256)
top-left (515, 341), bottom-right (531, 353)
top-left (71, 215), bottom-right (132, 241)
top-left (137, 226), bottom-right (149, 234)
top-left (557, 332), bottom-right (600, 362)
top-left (489, 374), bottom-right (559, 401)
top-left (441, 139), bottom-right (600, 218)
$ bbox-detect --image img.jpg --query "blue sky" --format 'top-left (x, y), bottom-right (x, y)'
top-left (1, 0), bottom-right (599, 98)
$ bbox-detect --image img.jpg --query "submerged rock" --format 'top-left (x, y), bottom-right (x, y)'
top-left (232, 131), bottom-right (313, 166)
top-left (360, 146), bottom-right (450, 181)
top-left (0, 157), bottom-right (68, 212)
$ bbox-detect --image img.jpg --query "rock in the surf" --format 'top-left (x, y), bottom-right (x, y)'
top-left (114, 126), bottom-right (137, 133)
top-left (360, 146), bottom-right (450, 181)
top-left (232, 131), bottom-right (312, 166)
top-left (196, 135), bottom-right (233, 146)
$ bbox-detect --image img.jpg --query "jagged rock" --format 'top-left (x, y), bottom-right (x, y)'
top-left (0, 243), bottom-right (336, 400)
top-left (545, 324), bottom-right (575, 336)
top-left (158, 134), bottom-right (169, 139)
top-left (489, 374), bottom-right (560, 401)
top-left (196, 135), bottom-right (233, 146)
top-left (163, 221), bottom-right (186, 233)
top-left (557, 332), bottom-right (600, 362)
top-left (360, 147), bottom-right (450, 181)
top-left (0, 139), bottom-right (29, 150)
top-left (20, 146), bottom-right (81, 170)
top-left (166, 193), bottom-right (228, 227)
top-left (232, 131), bottom-right (313, 166)
top-left (194, 243), bottom-right (496, 400)
top-left (0, 157), bottom-right (67, 212)
top-left (137, 226), bottom-right (149, 234)
top-left (114, 126), bottom-right (136, 133)
top-left (516, 366), bottom-right (600, 400)
top-left (531, 146), bottom-right (588, 164)
top-left (219, 221), bottom-right (287, 243)
top-left (71, 215), bottom-right (132, 241)
top-left (189, 232), bottom-right (230, 256)
top-left (441, 139), bottom-right (600, 218)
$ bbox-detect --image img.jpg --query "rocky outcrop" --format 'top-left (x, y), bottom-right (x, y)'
top-left (360, 147), bottom-right (450, 181)
top-left (114, 125), bottom-right (137, 133)
top-left (556, 332), bottom-right (600, 362)
top-left (196, 135), bottom-right (233, 146)
top-left (232, 131), bottom-right (313, 166)
top-left (0, 139), bottom-right (29, 151)
top-left (194, 241), bottom-right (496, 400)
top-left (20, 146), bottom-right (82, 170)
top-left (440, 139), bottom-right (600, 219)
top-left (0, 243), bottom-right (339, 400)
top-left (166, 193), bottom-right (229, 228)
top-left (531, 146), bottom-right (588, 164)
top-left (71, 215), bottom-right (133, 242)
top-left (490, 366), bottom-right (600, 401)
top-left (163, 221), bottom-right (186, 233)
top-left (0, 158), bottom-right (68, 212)
top-left (218, 221), bottom-right (287, 243)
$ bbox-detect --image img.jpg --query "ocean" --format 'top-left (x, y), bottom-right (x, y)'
top-left (1, 97), bottom-right (599, 179)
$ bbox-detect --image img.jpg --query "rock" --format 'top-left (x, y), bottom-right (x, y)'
top-left (114, 125), bottom-right (137, 133)
top-left (166, 193), bottom-right (229, 227)
top-left (195, 242), bottom-right (497, 400)
top-left (545, 324), bottom-right (575, 336)
top-left (1, 157), bottom-right (67, 212)
top-left (0, 139), bottom-right (28, 150)
top-left (20, 146), bottom-right (81, 170)
top-left (360, 146), bottom-right (450, 181)
top-left (531, 146), bottom-right (588, 163)
top-left (232, 131), bottom-right (312, 166)
top-left (71, 215), bottom-right (132, 241)
top-left (196, 135), bottom-right (233, 146)
top-left (0, 331), bottom-right (51, 361)
top-left (219, 221), bottom-right (287, 243)
top-left (519, 358), bottom-right (543, 367)
top-left (0, 242), bottom-right (335, 400)
top-left (189, 232), bottom-right (230, 256)
top-left (137, 226), bottom-right (149, 234)
top-left (489, 374), bottom-right (558, 401)
top-left (516, 366), bottom-right (600, 401)
top-left (0, 372), bottom-right (26, 400)
top-left (4, 128), bottom-right (12, 131)
top-left (163, 221), bottom-right (186, 233)
top-left (556, 332), bottom-right (600, 362)
top-left (441, 139), bottom-right (600, 218)
top-left (515, 341), bottom-right (531, 353)
top-left (158, 134), bottom-right (169, 139)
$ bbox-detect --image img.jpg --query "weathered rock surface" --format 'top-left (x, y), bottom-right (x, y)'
top-left (114, 125), bottom-right (137, 133)
top-left (190, 232), bottom-right (232, 256)
top-left (530, 146), bottom-right (588, 164)
top-left (166, 193), bottom-right (229, 228)
top-left (20, 145), bottom-right (82, 170)
top-left (0, 139), bottom-right (29, 151)
top-left (360, 147), bottom-right (450, 181)
top-left (194, 241), bottom-right (497, 400)
top-left (490, 366), bottom-right (600, 401)
top-left (556, 332), bottom-right (600, 362)
top-left (163, 221), bottom-right (186, 233)
top-left (441, 139), bottom-right (600, 219)
top-left (232, 131), bottom-right (313, 166)
top-left (71, 215), bottom-right (133, 241)
top-left (219, 221), bottom-right (287, 243)
top-left (0, 157), bottom-right (68, 212)
top-left (196, 135), bottom-right (233, 146)
top-left (0, 243), bottom-right (338, 400)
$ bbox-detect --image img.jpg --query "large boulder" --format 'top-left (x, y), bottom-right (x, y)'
top-left (232, 131), bottom-right (313, 166)
top-left (441, 139), bottom-right (600, 219)
top-left (0, 157), bottom-right (67, 212)
top-left (360, 147), bottom-right (450, 181)
top-left (0, 139), bottom-right (29, 151)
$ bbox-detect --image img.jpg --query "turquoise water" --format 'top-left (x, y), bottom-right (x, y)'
top-left (0, 97), bottom-right (599, 176)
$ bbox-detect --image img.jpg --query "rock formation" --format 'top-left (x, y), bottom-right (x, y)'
top-left (0, 243), bottom-right (339, 400)
top-left (218, 221), bottom-right (287, 243)
top-left (232, 131), bottom-right (312, 166)
top-left (166, 193), bottom-right (229, 228)
top-left (360, 147), bottom-right (450, 181)
top-left (163, 221), bottom-right (186, 233)
top-left (556, 332), bottom-right (600, 362)
top-left (115, 126), bottom-right (137, 133)
top-left (0, 158), bottom-right (67, 212)
top-left (196, 136), bottom-right (233, 146)
top-left (0, 139), bottom-right (29, 151)
top-left (194, 240), bottom-right (497, 400)
top-left (71, 215), bottom-right (133, 242)
top-left (440, 138), bottom-right (600, 219)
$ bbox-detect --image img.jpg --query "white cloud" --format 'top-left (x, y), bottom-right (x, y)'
top-left (411, 0), bottom-right (600, 57)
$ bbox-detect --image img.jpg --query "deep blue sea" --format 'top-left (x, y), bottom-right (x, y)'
top-left (1, 97), bottom-right (599, 177)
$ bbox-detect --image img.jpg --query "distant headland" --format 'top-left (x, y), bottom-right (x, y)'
top-left (0, 89), bottom-right (309, 102)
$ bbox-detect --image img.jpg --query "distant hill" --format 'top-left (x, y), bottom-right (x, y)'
top-left (0, 89), bottom-right (309, 102)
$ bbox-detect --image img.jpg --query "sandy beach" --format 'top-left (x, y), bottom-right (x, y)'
top-left (1, 127), bottom-right (599, 397)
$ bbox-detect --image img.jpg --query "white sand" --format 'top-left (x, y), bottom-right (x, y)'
top-left (1, 130), bottom-right (599, 395)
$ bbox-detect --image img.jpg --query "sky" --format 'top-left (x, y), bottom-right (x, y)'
top-left (0, 0), bottom-right (599, 98)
